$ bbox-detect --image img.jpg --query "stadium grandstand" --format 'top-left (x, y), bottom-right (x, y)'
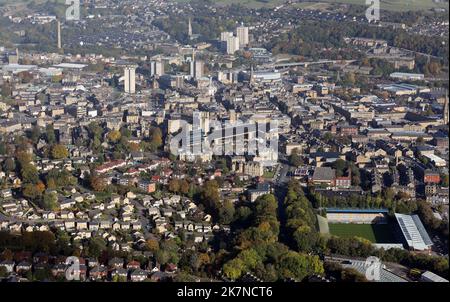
top-left (394, 214), bottom-right (433, 251)
top-left (326, 208), bottom-right (389, 224)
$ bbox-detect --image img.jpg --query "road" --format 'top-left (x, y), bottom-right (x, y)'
top-left (272, 158), bottom-right (294, 245)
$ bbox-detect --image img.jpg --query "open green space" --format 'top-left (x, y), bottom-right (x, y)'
top-left (263, 170), bottom-right (275, 179)
top-left (329, 223), bottom-right (397, 243)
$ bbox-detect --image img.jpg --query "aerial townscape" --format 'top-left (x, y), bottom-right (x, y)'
top-left (0, 0), bottom-right (448, 285)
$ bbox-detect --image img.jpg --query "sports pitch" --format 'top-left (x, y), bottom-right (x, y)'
top-left (329, 223), bottom-right (396, 243)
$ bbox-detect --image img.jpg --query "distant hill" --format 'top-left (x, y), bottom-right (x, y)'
top-left (318, 0), bottom-right (448, 11)
top-left (174, 0), bottom-right (449, 12)
top-left (1, 0), bottom-right (448, 12)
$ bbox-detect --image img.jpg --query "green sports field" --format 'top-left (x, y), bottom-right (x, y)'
top-left (329, 223), bottom-right (396, 243)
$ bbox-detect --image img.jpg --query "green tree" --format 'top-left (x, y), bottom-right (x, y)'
top-left (343, 72), bottom-right (356, 86)
top-left (45, 125), bottom-right (56, 145)
top-left (288, 148), bottom-right (303, 167)
top-left (277, 251), bottom-right (324, 281)
top-left (200, 180), bottom-right (221, 214)
top-left (323, 132), bottom-right (334, 142)
top-left (28, 126), bottom-right (42, 144)
top-left (88, 236), bottom-right (107, 258)
top-left (0, 266), bottom-right (7, 278)
top-left (3, 158), bottom-right (16, 173)
top-left (238, 249), bottom-right (262, 271)
top-left (1, 81), bottom-right (12, 98)
top-left (41, 191), bottom-right (59, 211)
top-left (218, 200), bottom-right (236, 225)
top-left (21, 163), bottom-right (39, 184)
top-left (223, 258), bottom-right (245, 280)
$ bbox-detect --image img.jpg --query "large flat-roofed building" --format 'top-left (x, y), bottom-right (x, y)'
top-left (394, 213), bottom-right (433, 251)
top-left (423, 154), bottom-right (447, 167)
top-left (53, 63), bottom-right (88, 70)
top-left (252, 71), bottom-right (281, 83)
top-left (390, 72), bottom-right (424, 81)
top-left (312, 167), bottom-right (335, 186)
top-left (377, 83), bottom-right (420, 96)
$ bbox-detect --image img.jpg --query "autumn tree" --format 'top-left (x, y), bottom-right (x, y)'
top-left (179, 179), bottom-right (190, 195)
top-left (149, 127), bottom-right (163, 151)
top-left (90, 175), bottom-right (107, 192)
top-left (51, 144), bottom-right (69, 159)
top-left (199, 180), bottom-right (222, 220)
top-left (146, 239), bottom-right (159, 253)
top-left (107, 130), bottom-right (121, 143)
top-left (168, 179), bottom-right (180, 193)
top-left (23, 182), bottom-right (45, 200)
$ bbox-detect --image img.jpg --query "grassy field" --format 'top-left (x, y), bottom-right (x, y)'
top-left (329, 223), bottom-right (396, 243)
top-left (263, 170), bottom-right (276, 179)
top-left (174, 0), bottom-right (448, 11)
